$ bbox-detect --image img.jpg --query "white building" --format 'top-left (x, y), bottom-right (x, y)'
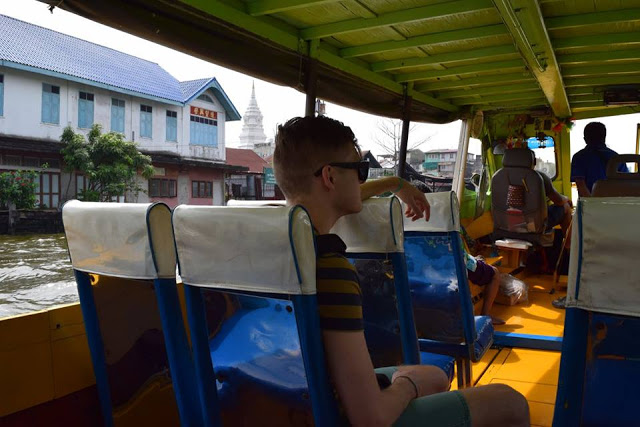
top-left (238, 83), bottom-right (274, 159)
top-left (0, 14), bottom-right (243, 208)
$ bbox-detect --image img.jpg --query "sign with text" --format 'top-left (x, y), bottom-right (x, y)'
top-left (190, 106), bottom-right (218, 119)
top-left (264, 167), bottom-right (276, 185)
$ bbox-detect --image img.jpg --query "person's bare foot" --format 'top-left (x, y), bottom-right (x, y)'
top-left (491, 316), bottom-right (505, 325)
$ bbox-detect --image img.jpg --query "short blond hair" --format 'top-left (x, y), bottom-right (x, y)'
top-left (273, 116), bottom-right (360, 198)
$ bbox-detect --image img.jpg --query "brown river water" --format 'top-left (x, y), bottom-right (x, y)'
top-left (0, 234), bottom-right (76, 318)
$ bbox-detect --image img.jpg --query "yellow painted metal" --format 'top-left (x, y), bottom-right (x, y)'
top-left (0, 311), bottom-right (55, 417)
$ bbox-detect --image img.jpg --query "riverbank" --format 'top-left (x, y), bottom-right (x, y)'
top-left (0, 210), bottom-right (64, 234)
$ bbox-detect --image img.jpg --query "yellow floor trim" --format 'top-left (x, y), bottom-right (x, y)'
top-left (475, 349), bottom-right (560, 427)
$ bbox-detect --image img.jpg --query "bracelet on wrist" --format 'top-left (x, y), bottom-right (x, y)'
top-left (391, 178), bottom-right (404, 194)
top-left (394, 375), bottom-right (419, 399)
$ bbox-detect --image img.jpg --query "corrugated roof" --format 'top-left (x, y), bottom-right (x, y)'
top-left (0, 14), bottom-right (240, 120)
top-left (226, 148), bottom-right (270, 174)
top-left (180, 78), bottom-right (210, 100)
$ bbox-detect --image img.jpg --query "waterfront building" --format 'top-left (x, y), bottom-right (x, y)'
top-left (225, 148), bottom-right (277, 200)
top-left (0, 14), bottom-right (243, 209)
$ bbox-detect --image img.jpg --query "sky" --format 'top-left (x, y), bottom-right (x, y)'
top-left (2, 1), bottom-right (639, 160)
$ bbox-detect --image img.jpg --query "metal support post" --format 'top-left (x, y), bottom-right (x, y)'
top-left (398, 85), bottom-right (412, 179)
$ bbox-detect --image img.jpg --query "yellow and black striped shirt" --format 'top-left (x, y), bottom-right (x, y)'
top-left (316, 234), bottom-right (363, 331)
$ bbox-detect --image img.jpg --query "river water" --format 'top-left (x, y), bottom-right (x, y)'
top-left (0, 234), bottom-right (77, 318)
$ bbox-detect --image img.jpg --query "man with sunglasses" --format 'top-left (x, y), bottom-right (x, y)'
top-left (274, 116), bottom-right (529, 427)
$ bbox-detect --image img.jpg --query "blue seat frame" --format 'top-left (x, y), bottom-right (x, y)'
top-left (405, 229), bottom-right (494, 388)
top-left (64, 202), bottom-right (202, 426)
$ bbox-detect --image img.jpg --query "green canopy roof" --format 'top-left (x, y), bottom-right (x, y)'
top-left (39, 0), bottom-right (640, 122)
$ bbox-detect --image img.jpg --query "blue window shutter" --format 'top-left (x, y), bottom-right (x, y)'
top-left (42, 90), bottom-right (49, 123)
top-left (166, 114), bottom-right (177, 141)
top-left (0, 79), bottom-right (3, 117)
top-left (111, 101), bottom-right (124, 133)
top-left (141, 111), bottom-right (152, 138)
top-left (52, 92), bottom-right (59, 124)
top-left (212, 124), bottom-right (218, 147)
top-left (87, 99), bottom-right (94, 128)
top-left (78, 99), bottom-right (86, 128)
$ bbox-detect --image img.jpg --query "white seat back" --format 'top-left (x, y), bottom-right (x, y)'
top-left (567, 197), bottom-right (640, 317)
top-left (403, 191), bottom-right (460, 233)
top-left (172, 205), bottom-right (316, 295)
top-left (62, 200), bottom-right (175, 278)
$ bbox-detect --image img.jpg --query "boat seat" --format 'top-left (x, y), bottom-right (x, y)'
top-left (172, 204), bottom-right (339, 426)
top-left (491, 148), bottom-right (554, 247)
top-left (592, 154), bottom-right (640, 196)
top-left (332, 197), bottom-right (455, 382)
top-left (62, 201), bottom-right (201, 426)
top-left (403, 191), bottom-right (494, 388)
top-left (554, 197), bottom-right (640, 426)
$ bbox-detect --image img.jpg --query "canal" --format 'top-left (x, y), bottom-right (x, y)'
top-left (0, 233), bottom-right (76, 318)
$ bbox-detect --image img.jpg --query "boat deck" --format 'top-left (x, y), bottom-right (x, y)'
top-left (453, 270), bottom-right (567, 427)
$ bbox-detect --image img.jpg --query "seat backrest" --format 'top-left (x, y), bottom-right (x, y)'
top-left (62, 201), bottom-right (199, 427)
top-left (491, 148), bottom-right (547, 236)
top-left (554, 197), bottom-right (640, 426)
top-left (402, 192), bottom-right (478, 350)
top-left (172, 204), bottom-right (339, 427)
top-left (331, 197), bottom-right (420, 367)
top-left (592, 154), bottom-right (640, 196)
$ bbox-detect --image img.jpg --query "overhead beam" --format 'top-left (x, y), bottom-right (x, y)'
top-left (371, 45), bottom-right (518, 72)
top-left (247, 0), bottom-right (336, 16)
top-left (300, 0), bottom-right (493, 40)
top-left (437, 83), bottom-right (540, 99)
top-left (415, 73), bottom-right (535, 92)
top-left (340, 24), bottom-right (507, 58)
top-left (554, 31), bottom-right (640, 52)
top-left (562, 63), bottom-right (640, 78)
top-left (394, 60), bottom-right (525, 83)
top-left (480, 98), bottom-right (548, 110)
top-left (558, 49), bottom-right (640, 65)
top-left (546, 8), bottom-right (640, 31)
top-left (564, 75), bottom-right (640, 87)
top-left (451, 91), bottom-right (545, 106)
top-left (492, 0), bottom-right (571, 117)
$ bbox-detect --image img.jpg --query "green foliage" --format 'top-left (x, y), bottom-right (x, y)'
top-left (0, 169), bottom-right (39, 209)
top-left (60, 124), bottom-right (155, 202)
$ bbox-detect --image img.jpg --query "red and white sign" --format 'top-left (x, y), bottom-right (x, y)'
top-left (190, 106), bottom-right (217, 119)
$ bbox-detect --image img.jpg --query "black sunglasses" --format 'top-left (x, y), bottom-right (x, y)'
top-left (314, 161), bottom-right (370, 183)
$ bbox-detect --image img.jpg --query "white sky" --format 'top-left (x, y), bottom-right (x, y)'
top-left (2, 1), bottom-right (639, 160)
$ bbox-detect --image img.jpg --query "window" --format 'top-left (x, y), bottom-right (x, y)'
top-left (526, 136), bottom-right (557, 179)
top-left (76, 174), bottom-right (90, 197)
top-left (42, 83), bottom-right (60, 124)
top-left (192, 180), bottom-right (213, 198)
top-left (140, 105), bottom-right (153, 138)
top-left (197, 94), bottom-right (214, 103)
top-left (78, 91), bottom-right (94, 128)
top-left (166, 110), bottom-right (177, 142)
top-left (0, 74), bottom-right (4, 116)
top-left (4, 155), bottom-right (21, 166)
top-left (35, 172), bottom-right (60, 208)
top-left (190, 115), bottom-right (218, 146)
top-left (149, 178), bottom-right (177, 198)
top-left (111, 98), bottom-right (125, 133)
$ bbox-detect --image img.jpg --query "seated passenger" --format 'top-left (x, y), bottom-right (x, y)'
top-left (464, 253), bottom-right (504, 325)
top-left (273, 116), bottom-right (530, 427)
top-left (539, 170), bottom-right (572, 243)
top-left (571, 121), bottom-right (628, 197)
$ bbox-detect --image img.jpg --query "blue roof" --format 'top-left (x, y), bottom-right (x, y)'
top-left (0, 14), bottom-right (240, 120)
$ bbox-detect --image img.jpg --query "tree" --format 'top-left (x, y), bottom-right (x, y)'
top-left (371, 119), bottom-right (434, 169)
top-left (60, 124), bottom-right (155, 202)
top-left (0, 169), bottom-right (40, 209)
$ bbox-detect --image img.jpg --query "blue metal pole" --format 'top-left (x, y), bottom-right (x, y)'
top-left (291, 294), bottom-right (340, 427)
top-left (390, 252), bottom-right (421, 365)
top-left (184, 284), bottom-right (222, 427)
top-left (74, 270), bottom-right (113, 427)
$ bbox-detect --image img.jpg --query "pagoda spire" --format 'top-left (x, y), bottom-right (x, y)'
top-left (238, 81), bottom-right (267, 149)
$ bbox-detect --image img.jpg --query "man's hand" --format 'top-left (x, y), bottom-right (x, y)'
top-left (396, 180), bottom-right (430, 222)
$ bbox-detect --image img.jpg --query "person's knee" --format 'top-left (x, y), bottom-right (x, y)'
top-left (490, 384), bottom-right (530, 424)
top-left (419, 365), bottom-right (450, 393)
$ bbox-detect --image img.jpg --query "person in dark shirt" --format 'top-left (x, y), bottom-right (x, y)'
top-left (571, 122), bottom-right (628, 197)
top-left (273, 116), bottom-right (529, 427)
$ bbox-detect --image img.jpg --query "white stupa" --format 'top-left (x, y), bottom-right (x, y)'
top-left (238, 82), bottom-right (267, 150)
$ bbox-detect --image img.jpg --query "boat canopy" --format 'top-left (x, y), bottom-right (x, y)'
top-left (38, 0), bottom-right (640, 122)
